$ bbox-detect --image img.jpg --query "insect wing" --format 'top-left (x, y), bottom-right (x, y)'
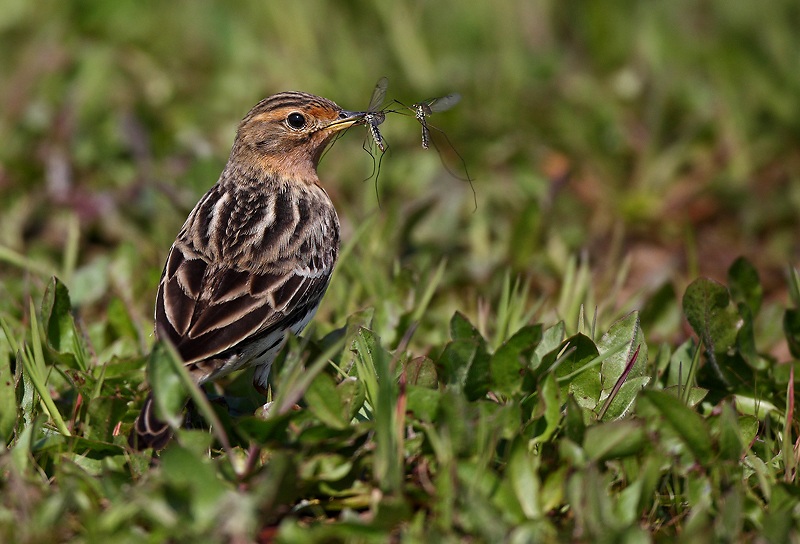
top-left (424, 93), bottom-right (461, 114)
top-left (368, 77), bottom-right (388, 113)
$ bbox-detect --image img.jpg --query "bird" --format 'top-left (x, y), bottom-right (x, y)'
top-left (128, 92), bottom-right (365, 450)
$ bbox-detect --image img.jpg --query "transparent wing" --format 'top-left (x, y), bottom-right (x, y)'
top-left (368, 77), bottom-right (389, 113)
top-left (424, 93), bottom-right (461, 113)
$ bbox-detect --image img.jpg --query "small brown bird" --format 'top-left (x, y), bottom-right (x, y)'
top-left (129, 92), bottom-right (364, 450)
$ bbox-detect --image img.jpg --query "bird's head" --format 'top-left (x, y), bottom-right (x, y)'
top-left (228, 92), bottom-right (364, 184)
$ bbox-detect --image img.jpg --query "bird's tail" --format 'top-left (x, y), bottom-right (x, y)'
top-left (128, 393), bottom-right (173, 450)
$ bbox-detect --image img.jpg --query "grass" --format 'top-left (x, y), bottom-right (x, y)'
top-left (2, 0), bottom-right (800, 542)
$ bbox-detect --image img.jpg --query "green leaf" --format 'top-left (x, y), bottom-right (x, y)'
top-left (508, 441), bottom-right (541, 518)
top-left (530, 322), bottom-right (566, 372)
top-left (784, 309), bottom-right (800, 359)
top-left (530, 373), bottom-right (562, 446)
top-left (41, 277), bottom-right (86, 370)
top-left (682, 278), bottom-right (742, 355)
top-left (437, 339), bottom-right (490, 400)
top-left (583, 420), bottom-right (646, 461)
top-left (404, 356), bottom-right (438, 388)
top-left (601, 376), bottom-right (650, 420)
top-left (160, 443), bottom-right (230, 523)
top-left (148, 340), bottom-right (188, 428)
top-left (236, 413), bottom-right (292, 443)
top-left (663, 385), bottom-right (708, 408)
top-left (406, 385), bottom-right (440, 422)
top-left (353, 327), bottom-right (401, 493)
top-left (305, 371), bottom-right (348, 429)
top-left (551, 334), bottom-right (601, 410)
top-left (464, 344), bottom-right (491, 401)
top-left (0, 339), bottom-right (17, 443)
top-left (640, 390), bottom-right (713, 463)
top-left (32, 434), bottom-right (125, 460)
top-left (716, 402), bottom-right (744, 462)
top-left (490, 325), bottom-right (541, 397)
top-left (727, 257), bottom-right (762, 317)
top-left (735, 303), bottom-right (759, 367)
top-left (564, 395), bottom-right (586, 444)
top-left (598, 312), bottom-right (648, 391)
top-left (450, 311), bottom-right (485, 344)
top-left (337, 376), bottom-right (366, 421)
top-left (105, 296), bottom-right (140, 343)
top-left (597, 312), bottom-right (650, 420)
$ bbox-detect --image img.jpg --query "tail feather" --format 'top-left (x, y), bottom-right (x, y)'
top-left (128, 393), bottom-right (173, 450)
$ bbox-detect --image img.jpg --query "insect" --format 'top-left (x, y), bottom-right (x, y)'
top-left (410, 93), bottom-right (461, 149)
top-left (364, 76), bottom-right (388, 152)
top-left (390, 92), bottom-right (475, 208)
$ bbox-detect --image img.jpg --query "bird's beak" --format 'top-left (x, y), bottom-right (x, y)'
top-left (326, 109), bottom-right (365, 132)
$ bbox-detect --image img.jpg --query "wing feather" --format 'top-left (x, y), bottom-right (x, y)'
top-left (153, 184), bottom-right (338, 369)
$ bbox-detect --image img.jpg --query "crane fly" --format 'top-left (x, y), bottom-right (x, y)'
top-left (364, 76), bottom-right (388, 152)
top-left (410, 93), bottom-right (461, 149)
top-left (389, 91), bottom-right (475, 208)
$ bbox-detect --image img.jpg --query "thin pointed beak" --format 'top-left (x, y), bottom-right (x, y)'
top-left (327, 109), bottom-right (366, 132)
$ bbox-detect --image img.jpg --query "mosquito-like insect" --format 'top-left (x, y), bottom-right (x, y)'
top-left (410, 93), bottom-right (461, 149)
top-left (363, 76), bottom-right (388, 152)
top-left (389, 92), bottom-right (475, 208)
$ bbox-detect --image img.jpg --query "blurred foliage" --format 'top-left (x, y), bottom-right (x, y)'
top-left (1, 0), bottom-right (800, 541)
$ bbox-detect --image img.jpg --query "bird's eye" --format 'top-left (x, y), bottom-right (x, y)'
top-left (286, 112), bottom-right (306, 129)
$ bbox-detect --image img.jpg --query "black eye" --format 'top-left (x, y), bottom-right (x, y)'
top-left (287, 112), bottom-right (306, 129)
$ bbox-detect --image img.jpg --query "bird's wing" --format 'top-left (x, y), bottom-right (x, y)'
top-left (154, 238), bottom-right (333, 367)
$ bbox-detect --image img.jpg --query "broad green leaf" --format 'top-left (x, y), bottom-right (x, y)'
top-left (530, 322), bottom-right (566, 372)
top-left (552, 334), bottom-right (601, 409)
top-left (508, 441), bottom-right (541, 518)
top-left (305, 371), bottom-right (348, 429)
top-left (598, 311), bottom-right (648, 392)
top-left (663, 385), bottom-right (708, 408)
top-left (404, 356), bottom-right (438, 388)
top-left (490, 325), bottom-right (541, 397)
top-left (601, 376), bottom-right (650, 420)
top-left (727, 257), bottom-right (762, 317)
top-left (530, 373), bottom-right (561, 446)
top-left (148, 340), bottom-right (188, 428)
top-left (236, 413), bottom-right (292, 443)
top-left (564, 395), bottom-right (586, 444)
top-left (733, 394), bottom-right (778, 420)
top-left (41, 277), bottom-right (86, 370)
top-left (450, 311), bottom-right (485, 344)
top-left (464, 344), bottom-right (491, 401)
top-left (640, 390), bottom-right (712, 463)
top-left (406, 385), bottom-right (440, 422)
top-left (300, 453), bottom-right (353, 482)
top-left (682, 278), bottom-right (742, 355)
top-left (583, 420), bottom-right (646, 461)
top-left (437, 338), bottom-right (490, 401)
top-left (337, 376), bottom-right (366, 421)
top-left (160, 443), bottom-right (230, 523)
top-left (457, 460), bottom-right (525, 528)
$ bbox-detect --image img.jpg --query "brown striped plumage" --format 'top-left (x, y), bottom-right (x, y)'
top-left (129, 92), bottom-right (364, 450)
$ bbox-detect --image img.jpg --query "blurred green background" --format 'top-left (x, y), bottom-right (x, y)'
top-left (1, 0), bottom-right (799, 349)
